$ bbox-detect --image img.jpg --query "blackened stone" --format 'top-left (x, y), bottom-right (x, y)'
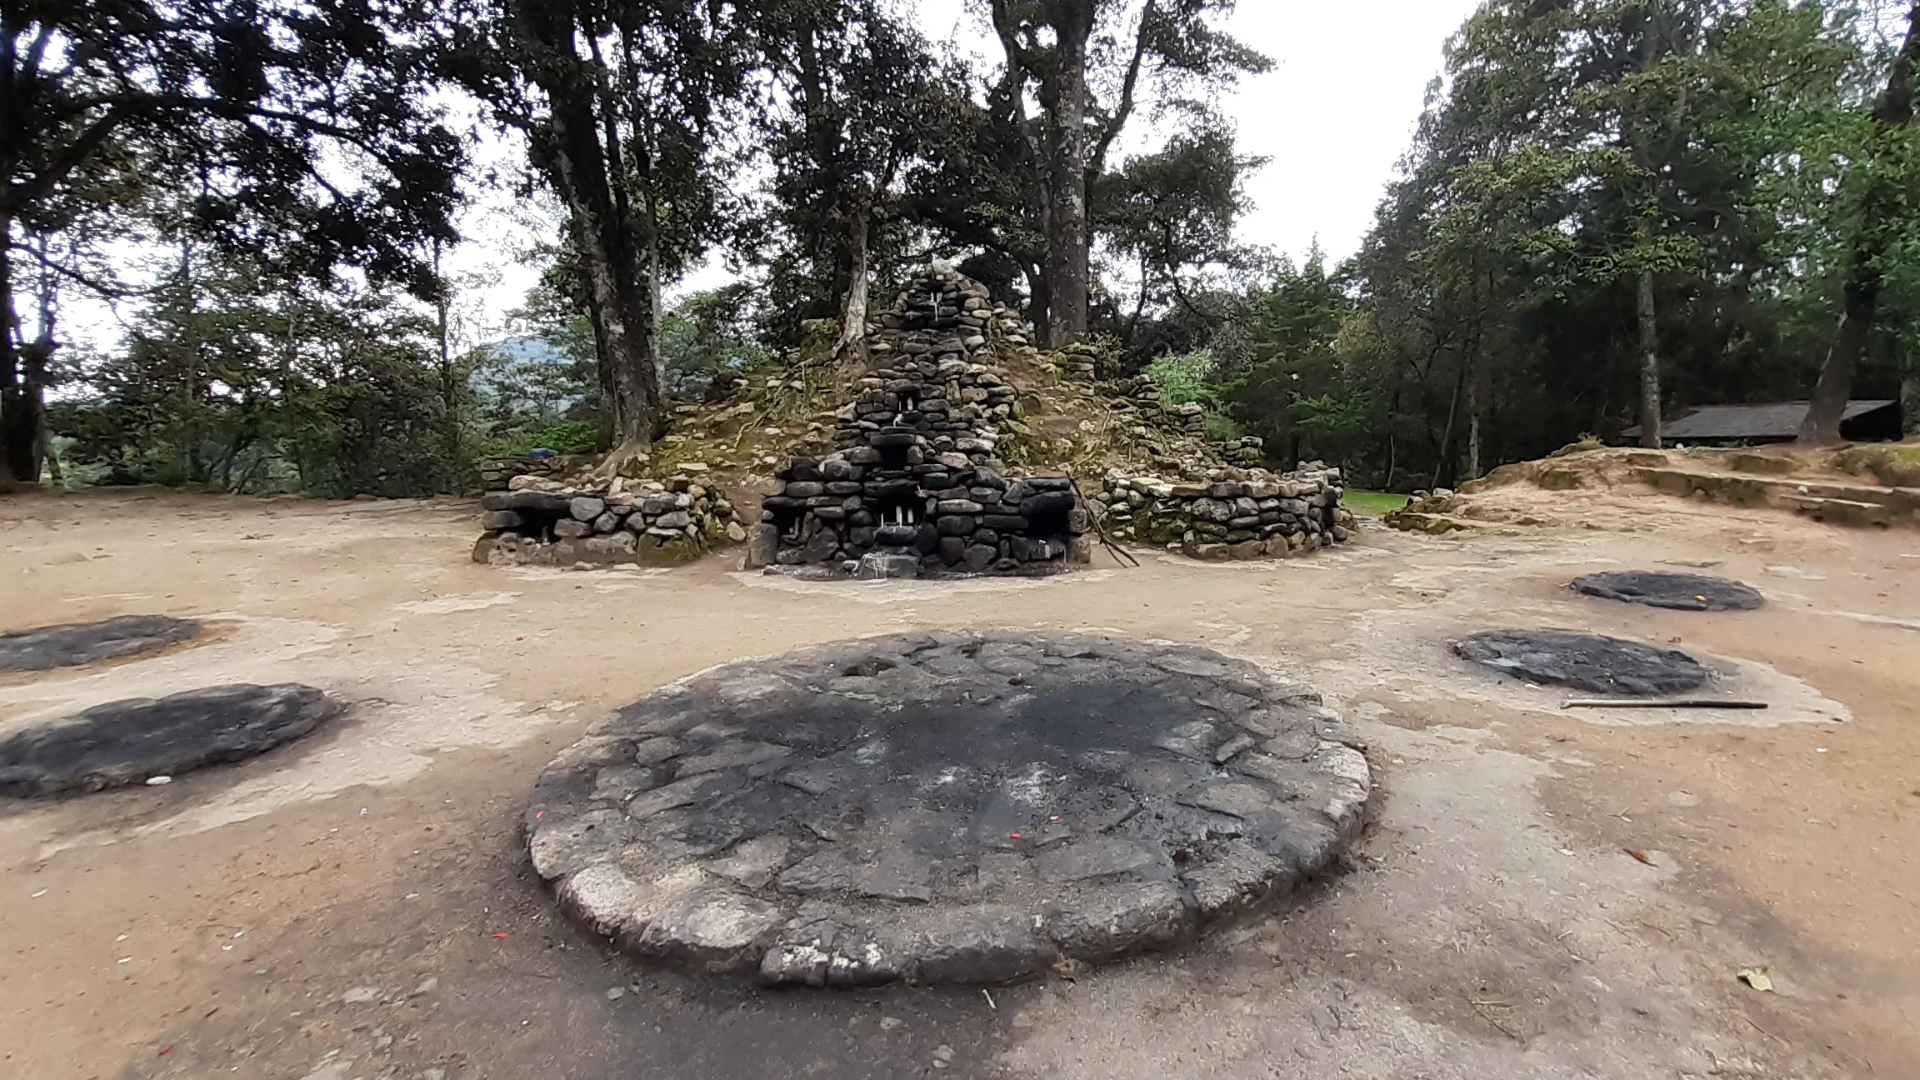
top-left (745, 524), bottom-right (779, 569)
top-left (962, 544), bottom-right (997, 572)
top-left (802, 529), bottom-right (840, 563)
top-left (920, 472), bottom-right (951, 489)
top-left (1572, 571), bottom-right (1764, 612)
top-left (790, 458), bottom-right (822, 481)
top-left (527, 632), bottom-right (1369, 987)
top-left (845, 447), bottom-right (881, 464)
top-left (855, 553), bottom-right (922, 580)
top-left (875, 525), bottom-right (918, 547)
top-left (1019, 491), bottom-right (1077, 518)
top-left (974, 528), bottom-right (999, 546)
top-left (0, 683), bottom-right (343, 797)
top-left (850, 510), bottom-right (875, 527)
top-left (0, 616), bottom-right (201, 674)
top-left (761, 496), bottom-right (806, 518)
top-left (848, 527), bottom-right (878, 548)
top-left (825, 481), bottom-right (865, 496)
top-left (938, 536), bottom-right (967, 565)
top-left (936, 515), bottom-right (977, 537)
top-left (480, 492), bottom-right (514, 511)
top-left (1008, 535), bottom-right (1029, 561)
top-left (820, 458), bottom-right (857, 481)
top-left (1453, 630), bottom-right (1711, 696)
top-left (785, 481), bottom-right (826, 499)
top-left (983, 514), bottom-right (1030, 532)
top-left (866, 479), bottom-right (918, 500)
top-left (1026, 477), bottom-right (1074, 491)
top-left (915, 525), bottom-right (940, 554)
top-left (507, 491), bottom-right (573, 514)
top-left (814, 506), bottom-right (848, 522)
top-left (481, 510), bottom-right (523, 531)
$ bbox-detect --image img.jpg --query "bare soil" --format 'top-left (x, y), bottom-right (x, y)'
top-left (1, 484), bottom-right (1915, 1080)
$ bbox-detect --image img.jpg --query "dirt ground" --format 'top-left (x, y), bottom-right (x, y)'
top-left (1, 485), bottom-right (1914, 1080)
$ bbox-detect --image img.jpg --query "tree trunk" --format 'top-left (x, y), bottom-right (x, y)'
top-left (1801, 2), bottom-right (1918, 444)
top-left (1433, 361), bottom-right (1466, 489)
top-left (836, 198), bottom-right (871, 367)
top-left (542, 91), bottom-right (664, 474)
top-left (1042, 4), bottom-right (1092, 348)
top-left (0, 220), bottom-right (43, 491)
top-left (1636, 270), bottom-right (1662, 448)
top-left (1027, 262), bottom-right (1052, 347)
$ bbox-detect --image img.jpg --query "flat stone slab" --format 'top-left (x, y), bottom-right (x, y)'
top-left (0, 684), bottom-right (344, 797)
top-left (1453, 630), bottom-right (1710, 696)
top-left (527, 631), bottom-right (1373, 986)
top-left (1571, 571), bottom-right (1763, 612)
top-left (0, 615), bottom-right (200, 673)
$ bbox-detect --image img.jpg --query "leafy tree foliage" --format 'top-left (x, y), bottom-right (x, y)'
top-left (1, 0), bottom-right (462, 489)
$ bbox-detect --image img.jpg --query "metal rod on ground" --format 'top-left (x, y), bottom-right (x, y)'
top-left (1560, 699), bottom-right (1769, 710)
top-left (1069, 477), bottom-right (1140, 568)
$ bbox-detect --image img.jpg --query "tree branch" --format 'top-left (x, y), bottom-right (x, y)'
top-left (1090, 0), bottom-right (1155, 181)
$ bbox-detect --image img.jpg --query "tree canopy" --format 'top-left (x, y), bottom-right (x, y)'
top-left (13, 0), bottom-right (1920, 498)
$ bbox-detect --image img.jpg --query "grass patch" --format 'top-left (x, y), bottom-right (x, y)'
top-left (1345, 489), bottom-right (1411, 515)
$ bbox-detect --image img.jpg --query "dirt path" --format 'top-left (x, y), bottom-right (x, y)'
top-left (1, 487), bottom-right (1914, 1079)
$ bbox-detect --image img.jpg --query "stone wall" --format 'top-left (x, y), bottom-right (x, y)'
top-left (473, 474), bottom-right (742, 568)
top-left (1091, 466), bottom-right (1352, 560)
top-left (753, 269), bottom-right (1088, 577)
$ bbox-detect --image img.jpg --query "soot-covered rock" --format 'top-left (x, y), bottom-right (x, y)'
top-left (1453, 630), bottom-right (1711, 696)
top-left (1571, 571), bottom-right (1764, 612)
top-left (527, 631), bottom-right (1373, 986)
top-left (0, 683), bottom-right (344, 797)
top-left (0, 616), bottom-right (201, 674)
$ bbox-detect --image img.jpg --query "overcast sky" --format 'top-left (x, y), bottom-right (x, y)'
top-left (395, 1), bottom-right (1489, 351)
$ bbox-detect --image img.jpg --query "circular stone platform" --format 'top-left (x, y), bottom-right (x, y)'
top-left (0, 615), bottom-right (201, 673)
top-left (0, 684), bottom-right (344, 797)
top-left (527, 631), bottom-right (1373, 986)
top-left (1571, 571), bottom-right (1764, 612)
top-left (1453, 630), bottom-right (1710, 696)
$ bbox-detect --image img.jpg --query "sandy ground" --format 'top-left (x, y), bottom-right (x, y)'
top-left (0, 486), bottom-right (1915, 1080)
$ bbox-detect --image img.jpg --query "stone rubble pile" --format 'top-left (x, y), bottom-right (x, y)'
top-left (1058, 341), bottom-right (1100, 380)
top-left (752, 269), bottom-right (1088, 577)
top-left (1092, 465), bottom-right (1352, 561)
top-left (474, 473), bottom-right (742, 568)
top-left (1222, 437), bottom-right (1268, 469)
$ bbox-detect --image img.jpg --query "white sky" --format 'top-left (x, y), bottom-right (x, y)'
top-left (443, 0), bottom-right (1482, 341)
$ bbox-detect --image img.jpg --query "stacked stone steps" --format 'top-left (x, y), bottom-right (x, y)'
top-left (1632, 465), bottom-right (1919, 529)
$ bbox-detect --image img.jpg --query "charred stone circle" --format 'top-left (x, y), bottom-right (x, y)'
top-left (1571, 571), bottom-right (1764, 612)
top-left (0, 683), bottom-right (345, 797)
top-left (0, 615), bottom-right (201, 673)
top-left (527, 631), bottom-right (1374, 986)
top-left (1453, 630), bottom-right (1711, 696)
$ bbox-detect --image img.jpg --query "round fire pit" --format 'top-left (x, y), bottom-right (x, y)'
top-left (1453, 630), bottom-right (1710, 696)
top-left (0, 684), bottom-right (344, 797)
top-left (0, 615), bottom-right (201, 674)
top-left (1571, 571), bottom-right (1763, 612)
top-left (527, 631), bottom-right (1373, 986)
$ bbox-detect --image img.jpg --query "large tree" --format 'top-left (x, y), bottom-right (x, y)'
top-left (1800, 1), bottom-right (1920, 443)
top-left (0, 0), bottom-right (461, 491)
top-left (753, 0), bottom-right (946, 361)
top-left (983, 0), bottom-right (1264, 346)
top-left (454, 0), bottom-right (748, 471)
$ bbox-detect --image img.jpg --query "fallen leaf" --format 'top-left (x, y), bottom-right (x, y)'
top-left (1738, 967), bottom-right (1773, 992)
top-left (1625, 848), bottom-right (1654, 866)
